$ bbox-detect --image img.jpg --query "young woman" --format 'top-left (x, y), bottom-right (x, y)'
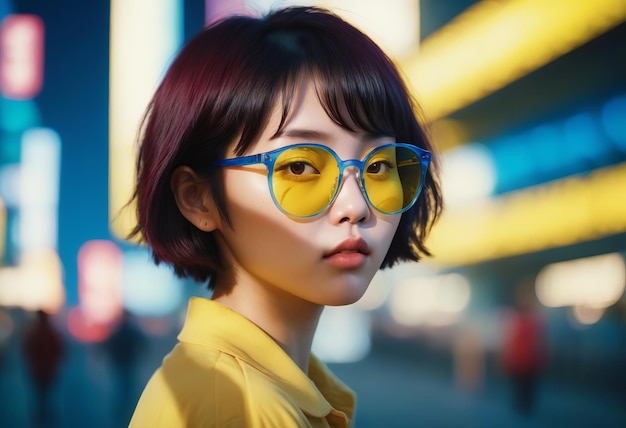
top-left (129, 6), bottom-right (442, 427)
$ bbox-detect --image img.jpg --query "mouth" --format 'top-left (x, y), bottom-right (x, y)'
top-left (324, 238), bottom-right (370, 264)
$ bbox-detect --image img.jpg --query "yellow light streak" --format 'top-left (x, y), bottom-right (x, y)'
top-left (426, 162), bottom-right (626, 268)
top-left (400, 0), bottom-right (626, 120)
top-left (109, 0), bottom-right (182, 240)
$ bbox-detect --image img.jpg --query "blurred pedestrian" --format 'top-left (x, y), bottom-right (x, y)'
top-left (454, 321), bottom-right (485, 393)
top-left (22, 309), bottom-right (65, 427)
top-left (500, 282), bottom-right (549, 417)
top-left (103, 309), bottom-right (146, 425)
top-left (0, 308), bottom-right (14, 368)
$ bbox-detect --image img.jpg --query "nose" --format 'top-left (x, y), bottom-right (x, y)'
top-left (327, 170), bottom-right (371, 224)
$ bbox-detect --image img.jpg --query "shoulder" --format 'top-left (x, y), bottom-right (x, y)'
top-left (131, 344), bottom-right (310, 427)
top-left (130, 343), bottom-right (239, 427)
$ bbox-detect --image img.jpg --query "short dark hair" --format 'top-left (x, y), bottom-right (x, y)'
top-left (129, 6), bottom-right (443, 288)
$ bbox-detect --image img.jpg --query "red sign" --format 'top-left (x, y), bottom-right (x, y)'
top-left (0, 14), bottom-right (44, 100)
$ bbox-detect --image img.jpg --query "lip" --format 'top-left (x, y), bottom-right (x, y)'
top-left (324, 237), bottom-right (370, 257)
top-left (323, 237), bottom-right (370, 269)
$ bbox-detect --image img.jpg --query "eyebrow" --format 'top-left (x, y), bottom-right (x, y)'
top-left (276, 129), bottom-right (333, 141)
top-left (276, 128), bottom-right (383, 142)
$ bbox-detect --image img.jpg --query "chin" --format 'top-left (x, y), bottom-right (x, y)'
top-left (322, 284), bottom-right (369, 307)
top-left (325, 297), bottom-right (362, 307)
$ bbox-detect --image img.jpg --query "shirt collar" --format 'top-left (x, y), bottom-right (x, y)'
top-left (178, 297), bottom-right (355, 419)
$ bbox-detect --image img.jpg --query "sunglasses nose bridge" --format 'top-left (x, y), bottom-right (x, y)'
top-left (337, 158), bottom-right (365, 181)
top-left (334, 158), bottom-right (368, 199)
top-left (336, 159), bottom-right (364, 176)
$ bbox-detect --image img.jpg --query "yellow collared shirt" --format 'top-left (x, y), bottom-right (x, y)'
top-left (130, 297), bottom-right (356, 427)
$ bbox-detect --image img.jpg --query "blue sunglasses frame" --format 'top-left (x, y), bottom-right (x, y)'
top-left (213, 142), bottom-right (431, 218)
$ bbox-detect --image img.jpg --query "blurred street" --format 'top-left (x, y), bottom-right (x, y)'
top-left (333, 341), bottom-right (626, 428)
top-left (1, 326), bottom-right (624, 428)
top-left (1, 1), bottom-right (626, 427)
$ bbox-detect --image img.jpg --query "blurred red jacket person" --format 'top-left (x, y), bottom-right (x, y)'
top-left (501, 309), bottom-right (548, 376)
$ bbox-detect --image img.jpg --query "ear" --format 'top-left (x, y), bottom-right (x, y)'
top-left (171, 166), bottom-right (219, 232)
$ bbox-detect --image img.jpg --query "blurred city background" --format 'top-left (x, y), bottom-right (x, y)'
top-left (1, 0), bottom-right (625, 427)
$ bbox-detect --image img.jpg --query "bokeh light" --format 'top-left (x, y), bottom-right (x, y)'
top-left (536, 253), bottom-right (626, 311)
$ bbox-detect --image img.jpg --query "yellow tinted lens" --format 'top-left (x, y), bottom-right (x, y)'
top-left (272, 147), bottom-right (339, 216)
top-left (364, 146), bottom-right (422, 213)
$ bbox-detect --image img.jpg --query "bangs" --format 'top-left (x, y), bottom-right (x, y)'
top-left (313, 70), bottom-right (400, 138)
top-left (289, 50), bottom-right (420, 146)
top-left (259, 64), bottom-right (420, 148)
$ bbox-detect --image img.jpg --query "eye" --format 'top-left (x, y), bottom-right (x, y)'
top-left (367, 160), bottom-right (393, 175)
top-left (275, 160), bottom-right (321, 183)
top-left (274, 146), bottom-right (328, 182)
top-left (288, 161), bottom-right (317, 175)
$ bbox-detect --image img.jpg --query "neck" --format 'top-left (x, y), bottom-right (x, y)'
top-left (213, 282), bottom-right (323, 373)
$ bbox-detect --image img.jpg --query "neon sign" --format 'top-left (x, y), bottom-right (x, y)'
top-left (0, 14), bottom-right (44, 100)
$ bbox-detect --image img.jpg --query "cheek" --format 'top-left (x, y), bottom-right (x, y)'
top-left (221, 212), bottom-right (319, 288)
top-left (221, 171), bottom-right (316, 263)
top-left (224, 168), bottom-right (269, 202)
top-left (370, 215), bottom-right (402, 260)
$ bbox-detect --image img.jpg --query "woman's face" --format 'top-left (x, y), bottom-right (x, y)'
top-left (214, 79), bottom-right (401, 307)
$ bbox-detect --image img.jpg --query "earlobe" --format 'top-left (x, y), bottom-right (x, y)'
top-left (171, 166), bottom-right (219, 232)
